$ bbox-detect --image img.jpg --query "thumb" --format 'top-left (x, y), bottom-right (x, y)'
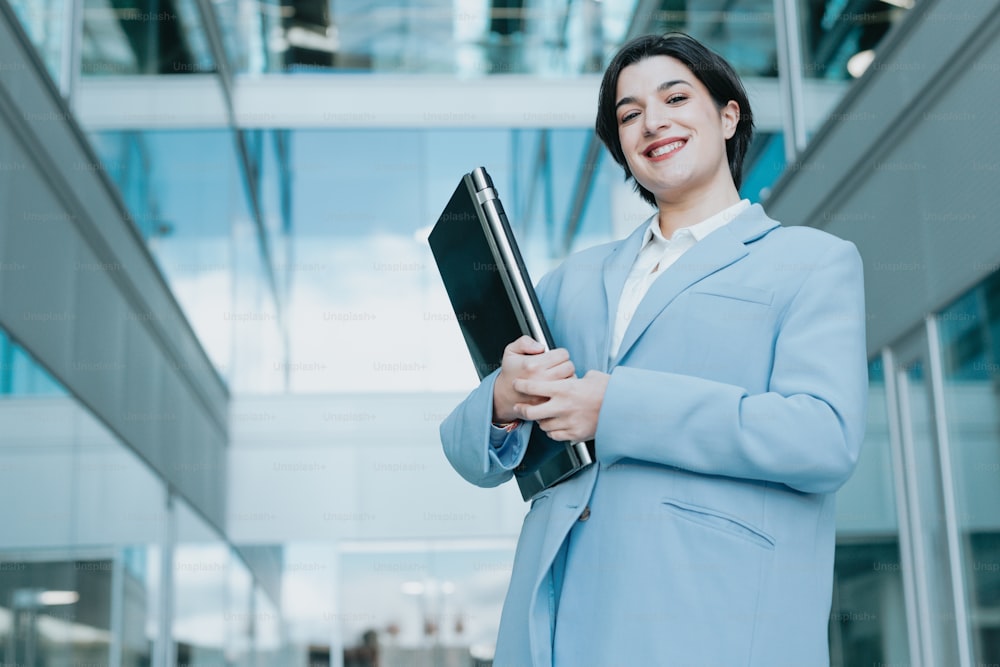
top-left (512, 335), bottom-right (545, 355)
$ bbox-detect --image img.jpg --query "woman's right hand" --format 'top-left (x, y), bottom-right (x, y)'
top-left (492, 335), bottom-right (575, 424)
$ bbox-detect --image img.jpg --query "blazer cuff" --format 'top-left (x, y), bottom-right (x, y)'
top-left (488, 423), bottom-right (526, 470)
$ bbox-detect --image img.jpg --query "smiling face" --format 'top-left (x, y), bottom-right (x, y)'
top-left (614, 55), bottom-right (740, 207)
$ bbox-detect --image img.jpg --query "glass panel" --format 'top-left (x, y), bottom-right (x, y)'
top-left (252, 129), bottom-right (293, 301)
top-left (0, 324), bottom-right (166, 667)
top-left (83, 123), bottom-right (802, 397)
top-left (938, 275), bottom-right (1000, 664)
top-left (657, 0), bottom-right (778, 77)
top-left (0, 329), bottom-right (67, 396)
top-left (7, 0), bottom-right (69, 85)
top-left (793, 0), bottom-right (915, 153)
top-left (0, 559), bottom-right (111, 666)
top-left (828, 359), bottom-right (910, 666)
top-left (741, 131), bottom-right (785, 202)
top-left (284, 128), bottom-right (616, 393)
top-left (797, 0), bottom-right (915, 81)
top-left (225, 550), bottom-right (254, 665)
top-left (80, 0), bottom-right (214, 76)
top-left (253, 584), bottom-right (282, 667)
top-left (279, 543), bottom-right (338, 661)
top-left (172, 499), bottom-right (228, 667)
top-left (121, 545), bottom-right (161, 667)
top-left (896, 353), bottom-right (963, 665)
top-left (89, 128), bottom-right (274, 388)
top-left (337, 543), bottom-right (516, 664)
top-left (221, 0), bottom-right (779, 77)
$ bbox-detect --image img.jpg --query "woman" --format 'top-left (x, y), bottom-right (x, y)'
top-left (441, 33), bottom-right (867, 666)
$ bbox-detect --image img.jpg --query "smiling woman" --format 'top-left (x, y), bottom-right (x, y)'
top-left (440, 32), bottom-right (869, 667)
top-left (595, 33), bottom-right (755, 233)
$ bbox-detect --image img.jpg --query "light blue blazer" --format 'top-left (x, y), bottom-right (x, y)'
top-left (441, 204), bottom-right (868, 666)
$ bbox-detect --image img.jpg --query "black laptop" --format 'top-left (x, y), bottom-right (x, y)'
top-left (428, 167), bottom-right (594, 501)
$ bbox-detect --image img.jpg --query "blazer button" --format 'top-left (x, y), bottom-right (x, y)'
top-left (579, 506), bottom-right (591, 521)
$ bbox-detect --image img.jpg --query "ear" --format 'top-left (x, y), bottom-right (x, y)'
top-left (720, 100), bottom-right (740, 140)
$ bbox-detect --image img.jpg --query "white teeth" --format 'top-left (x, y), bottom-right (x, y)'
top-left (649, 140), bottom-right (684, 157)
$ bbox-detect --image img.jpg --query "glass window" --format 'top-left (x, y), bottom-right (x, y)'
top-left (283, 128), bottom-right (617, 393)
top-left (6, 0), bottom-right (69, 85)
top-left (253, 584), bottom-right (283, 667)
top-left (741, 132), bottom-right (785, 202)
top-left (938, 274), bottom-right (1000, 665)
top-left (80, 0), bottom-right (214, 76)
top-left (646, 0), bottom-right (778, 77)
top-left (122, 545), bottom-right (162, 667)
top-left (0, 324), bottom-right (166, 667)
top-left (337, 542), bottom-right (516, 664)
top-left (0, 329), bottom-right (66, 396)
top-left (89, 128), bottom-right (277, 388)
top-left (797, 0), bottom-right (914, 81)
top-left (829, 359), bottom-right (910, 666)
top-left (225, 549), bottom-right (254, 665)
top-left (172, 499), bottom-right (229, 667)
top-left (208, 0), bottom-right (782, 76)
top-left (890, 340), bottom-right (966, 665)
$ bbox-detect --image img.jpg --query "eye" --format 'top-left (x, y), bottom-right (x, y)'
top-left (619, 110), bottom-right (640, 124)
top-left (666, 94), bottom-right (688, 105)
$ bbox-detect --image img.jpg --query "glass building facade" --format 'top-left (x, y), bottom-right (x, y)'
top-left (5, 0), bottom-right (997, 665)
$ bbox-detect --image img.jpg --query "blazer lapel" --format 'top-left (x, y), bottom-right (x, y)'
top-left (601, 219), bottom-right (654, 368)
top-left (610, 204), bottom-right (779, 367)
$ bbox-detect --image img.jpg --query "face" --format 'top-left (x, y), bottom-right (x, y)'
top-left (614, 55), bottom-right (739, 204)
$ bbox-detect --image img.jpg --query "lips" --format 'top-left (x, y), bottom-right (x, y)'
top-left (644, 137), bottom-right (687, 160)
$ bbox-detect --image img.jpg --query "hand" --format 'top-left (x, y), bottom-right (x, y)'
top-left (512, 370), bottom-right (610, 443)
top-left (493, 336), bottom-right (575, 423)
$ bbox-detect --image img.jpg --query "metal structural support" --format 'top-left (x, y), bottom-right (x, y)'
top-left (155, 493), bottom-right (177, 667)
top-left (892, 356), bottom-right (935, 666)
top-left (190, 0), bottom-right (286, 370)
top-left (772, 0), bottom-right (808, 163)
top-left (924, 315), bottom-right (975, 667)
top-left (881, 347), bottom-right (924, 667)
top-left (58, 0), bottom-right (83, 107)
top-left (561, 135), bottom-right (601, 254)
top-left (109, 550), bottom-right (125, 667)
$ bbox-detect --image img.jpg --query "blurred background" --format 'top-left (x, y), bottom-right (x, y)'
top-left (0, 0), bottom-right (998, 664)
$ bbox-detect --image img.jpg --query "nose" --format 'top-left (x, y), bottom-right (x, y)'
top-left (642, 100), bottom-right (671, 135)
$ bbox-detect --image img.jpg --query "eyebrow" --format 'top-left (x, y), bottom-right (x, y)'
top-left (615, 79), bottom-right (693, 110)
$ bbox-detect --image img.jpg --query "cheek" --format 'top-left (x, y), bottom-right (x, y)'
top-left (619, 128), bottom-right (644, 162)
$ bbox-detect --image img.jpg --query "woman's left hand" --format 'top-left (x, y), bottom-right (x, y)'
top-left (512, 370), bottom-right (610, 442)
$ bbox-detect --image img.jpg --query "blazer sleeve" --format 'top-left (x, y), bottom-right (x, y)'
top-left (439, 368), bottom-right (533, 488)
top-left (595, 239), bottom-right (868, 494)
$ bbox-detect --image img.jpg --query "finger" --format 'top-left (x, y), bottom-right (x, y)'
top-left (506, 335), bottom-right (545, 356)
top-left (512, 378), bottom-right (557, 399)
top-left (542, 347), bottom-right (571, 367)
top-left (537, 416), bottom-right (574, 442)
top-left (520, 395), bottom-right (548, 406)
top-left (536, 416), bottom-right (565, 433)
top-left (519, 347), bottom-right (569, 374)
top-left (515, 400), bottom-right (560, 423)
top-left (544, 359), bottom-right (576, 381)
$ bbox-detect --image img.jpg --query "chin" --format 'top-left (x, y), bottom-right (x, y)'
top-left (641, 169), bottom-right (698, 197)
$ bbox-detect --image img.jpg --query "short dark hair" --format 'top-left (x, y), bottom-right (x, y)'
top-left (594, 33), bottom-right (755, 207)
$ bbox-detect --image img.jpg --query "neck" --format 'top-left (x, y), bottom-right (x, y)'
top-left (655, 182), bottom-right (742, 238)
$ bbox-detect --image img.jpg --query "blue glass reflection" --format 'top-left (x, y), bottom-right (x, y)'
top-left (85, 126), bottom-right (786, 393)
top-left (0, 328), bottom-right (66, 397)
